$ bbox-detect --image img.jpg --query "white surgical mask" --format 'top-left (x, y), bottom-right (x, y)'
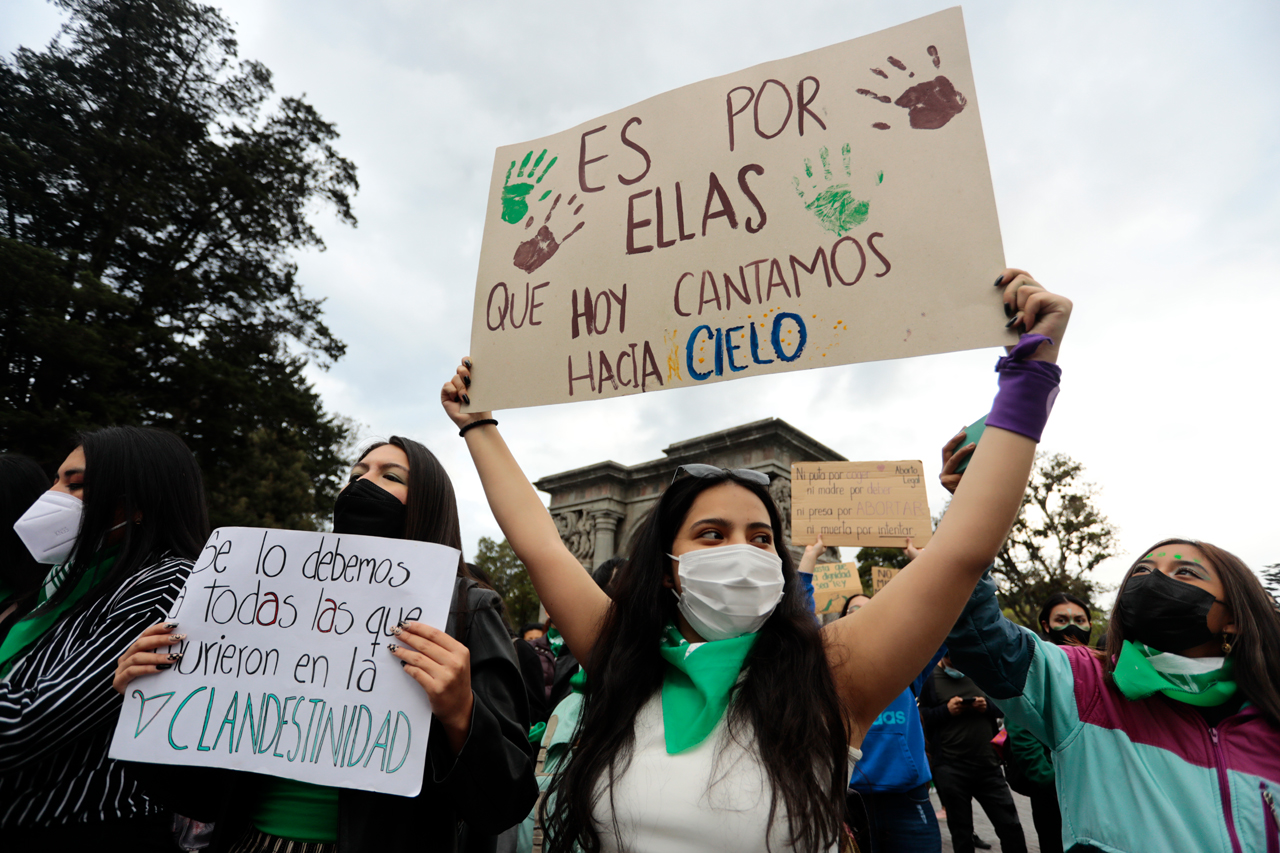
top-left (13, 491), bottom-right (84, 565)
top-left (669, 543), bottom-right (785, 641)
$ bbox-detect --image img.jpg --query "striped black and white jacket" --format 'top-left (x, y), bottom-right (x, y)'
top-left (0, 553), bottom-right (191, 829)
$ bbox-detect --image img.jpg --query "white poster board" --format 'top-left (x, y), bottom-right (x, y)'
top-left (467, 7), bottom-right (1009, 411)
top-left (108, 527), bottom-right (459, 797)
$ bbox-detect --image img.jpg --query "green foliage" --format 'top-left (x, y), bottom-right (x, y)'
top-left (0, 0), bottom-right (358, 528)
top-left (994, 452), bottom-right (1117, 629)
top-left (852, 546), bottom-right (913, 595)
top-left (474, 536), bottom-right (541, 628)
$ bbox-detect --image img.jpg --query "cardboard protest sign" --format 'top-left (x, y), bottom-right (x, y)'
top-left (108, 528), bottom-right (459, 797)
top-left (791, 461), bottom-right (932, 547)
top-left (467, 7), bottom-right (1009, 411)
top-left (811, 561), bottom-right (863, 615)
top-left (872, 566), bottom-right (902, 594)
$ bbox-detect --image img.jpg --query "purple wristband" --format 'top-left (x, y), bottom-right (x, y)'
top-left (986, 334), bottom-right (1061, 442)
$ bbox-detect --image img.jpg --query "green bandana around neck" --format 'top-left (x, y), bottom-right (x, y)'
top-left (1112, 640), bottom-right (1238, 707)
top-left (657, 622), bottom-right (758, 754)
top-left (0, 549), bottom-right (118, 679)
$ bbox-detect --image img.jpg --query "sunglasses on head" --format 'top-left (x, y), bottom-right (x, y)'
top-left (671, 464), bottom-right (770, 487)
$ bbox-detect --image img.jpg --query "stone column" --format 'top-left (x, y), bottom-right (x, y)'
top-left (591, 512), bottom-right (623, 568)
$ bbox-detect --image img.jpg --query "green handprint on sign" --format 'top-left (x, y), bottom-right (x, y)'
top-left (792, 143), bottom-right (883, 236)
top-left (501, 149), bottom-right (558, 225)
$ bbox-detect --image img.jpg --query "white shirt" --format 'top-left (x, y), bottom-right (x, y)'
top-left (594, 692), bottom-right (839, 853)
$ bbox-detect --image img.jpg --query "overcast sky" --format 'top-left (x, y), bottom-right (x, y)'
top-left (6, 1), bottom-right (1278, 604)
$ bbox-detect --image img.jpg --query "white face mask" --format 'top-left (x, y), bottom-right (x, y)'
top-left (13, 491), bottom-right (84, 565)
top-left (669, 543), bottom-right (785, 641)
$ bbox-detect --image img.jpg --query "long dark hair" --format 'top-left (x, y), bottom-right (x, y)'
top-left (0, 453), bottom-right (50, 596)
top-left (1037, 591), bottom-right (1091, 634)
top-left (1105, 538), bottom-right (1280, 726)
top-left (353, 436), bottom-right (481, 584)
top-left (43, 427), bottom-right (209, 614)
top-left (543, 471), bottom-right (849, 853)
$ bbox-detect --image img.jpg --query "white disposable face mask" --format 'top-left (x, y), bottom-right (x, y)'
top-left (13, 490), bottom-right (84, 565)
top-left (669, 543), bottom-right (785, 641)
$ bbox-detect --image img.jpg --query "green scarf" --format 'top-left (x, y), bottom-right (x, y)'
top-left (657, 622), bottom-right (758, 754)
top-left (546, 625), bottom-right (567, 658)
top-left (1112, 640), bottom-right (1238, 707)
top-left (0, 551), bottom-right (116, 678)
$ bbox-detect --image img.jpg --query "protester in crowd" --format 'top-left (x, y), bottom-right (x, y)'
top-left (920, 655), bottom-right (1027, 853)
top-left (1001, 593), bottom-right (1092, 853)
top-left (0, 427), bottom-right (209, 845)
top-left (842, 596), bottom-right (946, 853)
top-left (521, 622), bottom-right (545, 641)
top-left (935, 440), bottom-right (1280, 852)
top-left (0, 453), bottom-right (50, 631)
top-left (440, 271), bottom-right (1069, 853)
top-left (115, 435), bottom-right (538, 853)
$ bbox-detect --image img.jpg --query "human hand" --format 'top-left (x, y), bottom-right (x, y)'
top-left (972, 696), bottom-right (988, 713)
top-left (441, 357), bottom-right (495, 430)
top-left (798, 535), bottom-right (825, 574)
top-left (994, 269), bottom-right (1072, 363)
top-left (939, 430), bottom-right (975, 494)
top-left (389, 621), bottom-right (474, 754)
top-left (947, 695), bottom-right (966, 716)
top-left (114, 622), bottom-right (185, 694)
top-left (904, 537), bottom-right (924, 561)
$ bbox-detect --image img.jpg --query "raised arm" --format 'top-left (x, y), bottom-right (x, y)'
top-left (823, 270), bottom-right (1071, 737)
top-left (441, 362), bottom-right (610, 664)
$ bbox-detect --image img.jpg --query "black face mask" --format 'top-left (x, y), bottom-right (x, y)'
top-left (333, 478), bottom-right (407, 539)
top-left (1047, 624), bottom-right (1092, 646)
top-left (1115, 568), bottom-right (1222, 653)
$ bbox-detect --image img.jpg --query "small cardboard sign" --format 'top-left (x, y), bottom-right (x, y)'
top-left (466, 7), bottom-right (1008, 411)
top-left (790, 460), bottom-right (932, 547)
top-left (811, 560), bottom-right (863, 615)
top-left (872, 565), bottom-right (902, 594)
top-left (108, 527), bottom-right (459, 797)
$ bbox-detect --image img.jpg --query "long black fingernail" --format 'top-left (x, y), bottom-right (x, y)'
top-left (463, 358), bottom-right (473, 369)
top-left (461, 394), bottom-right (471, 406)
top-left (1005, 314), bottom-right (1021, 328)
top-left (1003, 302), bottom-right (1014, 318)
top-left (993, 275), bottom-right (1005, 287)
top-left (463, 375), bottom-right (471, 388)
top-left (164, 622), bottom-right (179, 629)
top-left (156, 664), bottom-right (172, 671)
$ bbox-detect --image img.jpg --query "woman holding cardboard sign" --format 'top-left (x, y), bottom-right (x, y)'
top-left (0, 426), bottom-right (209, 846)
top-left (115, 436), bottom-right (537, 853)
top-left (441, 270), bottom-right (1069, 853)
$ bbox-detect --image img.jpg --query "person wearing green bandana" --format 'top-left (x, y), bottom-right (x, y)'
top-left (1, 427), bottom-right (210, 847)
top-left (441, 272), bottom-right (1076, 853)
top-left (937, 425), bottom-right (1280, 853)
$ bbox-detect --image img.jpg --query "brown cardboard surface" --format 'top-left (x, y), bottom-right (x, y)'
top-left (466, 7), bottom-right (1009, 411)
top-left (791, 460), bottom-right (932, 547)
top-left (872, 565), bottom-right (902, 594)
top-left (811, 560), bottom-right (863, 615)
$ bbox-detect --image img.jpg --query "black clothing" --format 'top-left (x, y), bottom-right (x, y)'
top-left (921, 668), bottom-right (1027, 853)
top-left (146, 578), bottom-right (537, 853)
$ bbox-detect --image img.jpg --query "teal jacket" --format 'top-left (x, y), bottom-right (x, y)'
top-left (947, 572), bottom-right (1280, 853)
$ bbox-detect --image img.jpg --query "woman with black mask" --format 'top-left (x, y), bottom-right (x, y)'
top-left (115, 436), bottom-right (537, 853)
top-left (941, 431), bottom-right (1280, 853)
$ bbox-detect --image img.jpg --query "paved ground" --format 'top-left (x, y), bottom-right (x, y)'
top-left (932, 787), bottom-right (1042, 853)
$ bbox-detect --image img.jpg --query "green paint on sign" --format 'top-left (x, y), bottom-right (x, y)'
top-left (792, 143), bottom-right (879, 236)
top-left (500, 149), bottom-right (558, 225)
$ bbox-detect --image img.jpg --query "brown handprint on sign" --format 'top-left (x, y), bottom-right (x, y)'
top-left (512, 192), bottom-right (585, 274)
top-left (857, 45), bottom-right (966, 130)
